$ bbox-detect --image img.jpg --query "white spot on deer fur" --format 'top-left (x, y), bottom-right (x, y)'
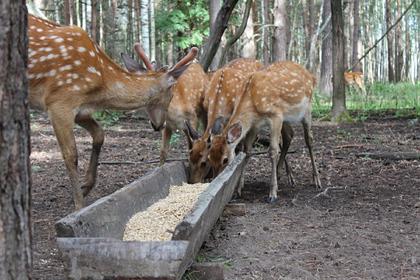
top-left (67, 38), bottom-right (73, 41)
top-left (66, 79), bottom-right (72, 84)
top-left (59, 65), bottom-right (72, 72)
top-left (30, 26), bottom-right (36, 30)
top-left (28, 64), bottom-right (34, 69)
top-left (74, 60), bottom-right (81, 66)
top-left (72, 85), bottom-right (81, 91)
top-left (87, 66), bottom-right (101, 76)
top-left (54, 37), bottom-right (64, 43)
top-left (57, 80), bottom-right (64, 86)
top-left (28, 73), bottom-right (35, 79)
top-left (48, 69), bottom-right (57, 77)
top-left (77, 47), bottom-right (86, 52)
top-left (39, 56), bottom-right (47, 62)
top-left (89, 51), bottom-right (95, 57)
top-left (72, 74), bottom-right (79, 79)
top-left (40, 36), bottom-right (46, 40)
top-left (85, 77), bottom-right (92, 82)
top-left (68, 46), bottom-right (74, 50)
top-left (36, 28), bottom-right (43, 32)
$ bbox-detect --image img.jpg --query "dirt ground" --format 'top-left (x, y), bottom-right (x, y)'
top-left (30, 111), bottom-right (420, 280)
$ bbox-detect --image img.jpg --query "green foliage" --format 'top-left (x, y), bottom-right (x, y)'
top-left (169, 132), bottom-right (182, 146)
top-left (313, 82), bottom-right (420, 120)
top-left (93, 111), bottom-right (123, 127)
top-left (156, 0), bottom-right (209, 49)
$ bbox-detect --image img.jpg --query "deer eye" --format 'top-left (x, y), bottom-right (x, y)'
top-left (223, 157), bottom-right (229, 165)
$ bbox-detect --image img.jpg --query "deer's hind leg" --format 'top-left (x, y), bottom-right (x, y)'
top-left (75, 112), bottom-right (104, 197)
top-left (277, 123), bottom-right (295, 187)
top-left (301, 112), bottom-right (322, 189)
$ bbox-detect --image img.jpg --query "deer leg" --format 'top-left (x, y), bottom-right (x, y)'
top-left (160, 127), bottom-right (172, 165)
top-left (49, 108), bottom-right (84, 209)
top-left (236, 127), bottom-right (258, 197)
top-left (277, 123), bottom-right (295, 187)
top-left (75, 113), bottom-right (104, 197)
top-left (302, 113), bottom-right (322, 189)
top-left (268, 118), bottom-right (283, 203)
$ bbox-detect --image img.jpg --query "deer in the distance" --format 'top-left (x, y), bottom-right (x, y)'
top-left (208, 61), bottom-right (322, 203)
top-left (183, 58), bottom-right (264, 183)
top-left (28, 14), bottom-right (197, 209)
top-left (122, 51), bottom-right (209, 165)
top-left (344, 71), bottom-right (366, 95)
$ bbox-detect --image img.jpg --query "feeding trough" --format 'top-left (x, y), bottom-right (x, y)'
top-left (55, 153), bottom-right (246, 280)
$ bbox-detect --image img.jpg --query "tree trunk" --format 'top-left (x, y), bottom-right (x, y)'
top-left (91, 0), bottom-right (98, 43)
top-left (63, 0), bottom-right (72, 25)
top-left (0, 1), bottom-right (31, 279)
top-left (331, 0), bottom-right (347, 121)
top-left (385, 0), bottom-right (395, 82)
top-left (351, 0), bottom-right (362, 71)
top-left (127, 0), bottom-right (133, 54)
top-left (134, 0), bottom-right (141, 43)
top-left (394, 0), bottom-right (403, 82)
top-left (319, 0), bottom-right (332, 97)
top-left (241, 3), bottom-right (256, 58)
top-left (141, 0), bottom-right (150, 57)
top-left (199, 0), bottom-right (240, 72)
top-left (272, 0), bottom-right (288, 61)
top-left (262, 0), bottom-right (271, 65)
top-left (209, 0), bottom-right (223, 70)
top-left (150, 0), bottom-right (156, 61)
top-left (303, 0), bottom-right (314, 64)
top-left (404, 11), bottom-right (411, 81)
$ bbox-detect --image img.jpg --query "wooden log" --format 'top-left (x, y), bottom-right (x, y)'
top-left (355, 152), bottom-right (420, 161)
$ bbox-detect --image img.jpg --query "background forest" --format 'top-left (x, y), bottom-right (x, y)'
top-left (28, 0), bottom-right (420, 117)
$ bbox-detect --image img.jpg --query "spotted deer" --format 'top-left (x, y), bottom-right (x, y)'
top-left (208, 61), bottom-right (322, 203)
top-left (183, 58), bottom-right (263, 183)
top-left (28, 14), bottom-right (197, 209)
top-left (122, 51), bottom-right (209, 164)
top-left (344, 71), bottom-right (366, 95)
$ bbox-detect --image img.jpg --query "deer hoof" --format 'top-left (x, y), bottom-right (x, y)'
top-left (266, 196), bottom-right (279, 204)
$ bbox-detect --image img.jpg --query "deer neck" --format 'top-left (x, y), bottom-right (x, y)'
top-left (227, 93), bottom-right (257, 144)
top-left (100, 63), bottom-right (164, 110)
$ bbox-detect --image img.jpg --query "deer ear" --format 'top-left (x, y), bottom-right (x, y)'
top-left (227, 122), bottom-right (242, 144)
top-left (183, 120), bottom-right (201, 149)
top-left (121, 53), bottom-right (147, 73)
top-left (167, 63), bottom-right (190, 80)
top-left (211, 116), bottom-right (228, 135)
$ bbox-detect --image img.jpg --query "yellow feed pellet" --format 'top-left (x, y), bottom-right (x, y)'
top-left (123, 182), bottom-right (208, 241)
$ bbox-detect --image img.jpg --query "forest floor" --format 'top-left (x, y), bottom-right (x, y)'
top-left (30, 111), bottom-right (420, 280)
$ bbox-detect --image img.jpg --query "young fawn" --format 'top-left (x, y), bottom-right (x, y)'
top-left (208, 61), bottom-right (322, 202)
top-left (344, 71), bottom-right (366, 95)
top-left (184, 58), bottom-right (263, 183)
top-left (28, 15), bottom-right (197, 209)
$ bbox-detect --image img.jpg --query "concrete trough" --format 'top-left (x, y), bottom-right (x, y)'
top-left (55, 153), bottom-right (246, 280)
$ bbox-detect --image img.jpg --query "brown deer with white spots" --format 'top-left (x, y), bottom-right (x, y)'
top-left (183, 58), bottom-right (264, 183)
top-left (28, 14), bottom-right (198, 209)
top-left (208, 61), bottom-right (322, 203)
top-left (121, 52), bottom-right (209, 165)
top-left (344, 71), bottom-right (367, 95)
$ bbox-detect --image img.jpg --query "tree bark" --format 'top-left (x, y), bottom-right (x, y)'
top-left (209, 0), bottom-right (223, 70)
top-left (199, 0), bottom-right (240, 72)
top-left (63, 0), bottom-right (72, 25)
top-left (91, 0), bottom-right (99, 43)
top-left (394, 0), bottom-right (403, 82)
top-left (319, 0), bottom-right (332, 96)
top-left (0, 1), bottom-right (31, 279)
top-left (150, 0), bottom-right (156, 61)
top-left (262, 0), bottom-right (271, 65)
top-left (141, 0), bottom-right (150, 57)
top-left (351, 0), bottom-right (362, 71)
top-left (241, 2), bottom-right (256, 58)
top-left (272, 0), bottom-right (288, 61)
top-left (331, 0), bottom-right (347, 121)
top-left (385, 0), bottom-right (395, 82)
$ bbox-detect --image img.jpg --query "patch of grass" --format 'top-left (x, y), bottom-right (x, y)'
top-left (93, 110), bottom-right (123, 127)
top-left (313, 82), bottom-right (420, 120)
top-left (170, 132), bottom-right (182, 146)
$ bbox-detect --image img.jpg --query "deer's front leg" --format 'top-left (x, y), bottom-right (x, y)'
top-left (236, 127), bottom-right (258, 197)
top-left (49, 108), bottom-right (84, 209)
top-left (302, 113), bottom-right (322, 189)
top-left (75, 113), bottom-right (104, 197)
top-left (160, 127), bottom-right (172, 165)
top-left (268, 118), bottom-right (283, 203)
